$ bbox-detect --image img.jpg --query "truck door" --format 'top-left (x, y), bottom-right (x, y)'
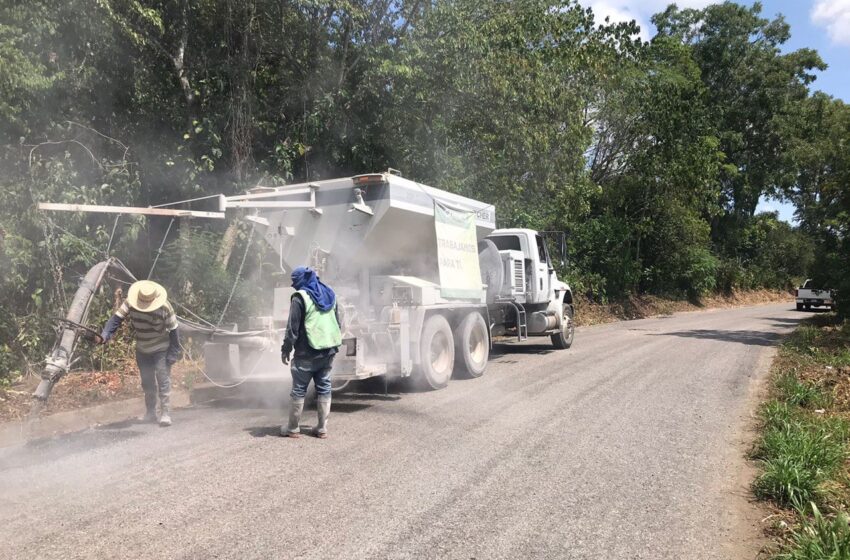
top-left (533, 234), bottom-right (551, 303)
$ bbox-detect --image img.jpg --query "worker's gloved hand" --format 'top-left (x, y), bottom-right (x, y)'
top-left (166, 329), bottom-right (181, 366)
top-left (281, 344), bottom-right (291, 365)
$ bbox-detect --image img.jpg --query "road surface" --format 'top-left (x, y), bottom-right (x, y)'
top-left (0, 303), bottom-right (802, 559)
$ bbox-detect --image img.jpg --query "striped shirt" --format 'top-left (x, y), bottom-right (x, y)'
top-left (116, 300), bottom-right (179, 354)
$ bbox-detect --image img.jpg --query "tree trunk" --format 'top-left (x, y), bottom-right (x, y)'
top-left (171, 0), bottom-right (196, 127)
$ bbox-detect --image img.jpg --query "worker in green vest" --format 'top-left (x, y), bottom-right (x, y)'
top-left (280, 266), bottom-right (342, 439)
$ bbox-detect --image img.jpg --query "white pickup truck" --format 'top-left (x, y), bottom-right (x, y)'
top-left (795, 279), bottom-right (836, 311)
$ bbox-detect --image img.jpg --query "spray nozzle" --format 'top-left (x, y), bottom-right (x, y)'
top-left (349, 188), bottom-right (374, 216)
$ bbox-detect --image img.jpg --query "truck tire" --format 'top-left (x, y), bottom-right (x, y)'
top-left (454, 312), bottom-right (489, 379)
top-left (805, 304), bottom-right (811, 311)
top-left (478, 240), bottom-right (504, 303)
top-left (796, 303), bottom-right (803, 311)
top-left (551, 303), bottom-right (574, 349)
top-left (416, 314), bottom-right (454, 390)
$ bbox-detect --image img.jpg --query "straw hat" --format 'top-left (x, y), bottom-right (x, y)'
top-left (127, 280), bottom-right (168, 312)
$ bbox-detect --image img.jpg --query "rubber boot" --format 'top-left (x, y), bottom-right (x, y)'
top-left (158, 392), bottom-right (172, 427)
top-left (281, 398), bottom-right (304, 437)
top-left (314, 397), bottom-right (331, 439)
top-left (139, 392), bottom-right (157, 423)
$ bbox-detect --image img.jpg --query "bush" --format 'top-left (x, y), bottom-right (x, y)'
top-left (682, 247), bottom-right (718, 298)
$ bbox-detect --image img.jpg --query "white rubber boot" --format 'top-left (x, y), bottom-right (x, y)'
top-left (314, 397), bottom-right (331, 439)
top-left (281, 398), bottom-right (304, 437)
top-left (139, 392), bottom-right (157, 422)
top-left (158, 392), bottom-right (172, 427)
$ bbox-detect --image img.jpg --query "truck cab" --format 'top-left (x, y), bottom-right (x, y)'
top-left (486, 228), bottom-right (568, 306)
top-left (484, 228), bottom-right (573, 348)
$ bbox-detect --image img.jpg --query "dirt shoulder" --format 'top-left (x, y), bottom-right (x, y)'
top-left (0, 361), bottom-right (200, 424)
top-left (574, 288), bottom-right (792, 326)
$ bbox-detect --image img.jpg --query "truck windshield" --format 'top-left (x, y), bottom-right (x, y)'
top-left (490, 235), bottom-right (521, 251)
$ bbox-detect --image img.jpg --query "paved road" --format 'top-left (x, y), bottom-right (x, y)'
top-left (0, 303), bottom-right (802, 560)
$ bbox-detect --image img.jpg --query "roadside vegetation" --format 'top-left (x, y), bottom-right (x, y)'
top-left (575, 288), bottom-right (790, 327)
top-left (1, 1), bottom-right (848, 386)
top-left (753, 314), bottom-right (850, 559)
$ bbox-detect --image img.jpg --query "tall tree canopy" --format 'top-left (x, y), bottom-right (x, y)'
top-left (0, 0), bottom-right (843, 380)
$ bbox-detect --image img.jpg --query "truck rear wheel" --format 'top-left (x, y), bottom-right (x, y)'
top-left (454, 312), bottom-right (489, 379)
top-left (416, 314), bottom-right (454, 390)
top-left (796, 303), bottom-right (803, 311)
top-left (551, 304), bottom-right (574, 349)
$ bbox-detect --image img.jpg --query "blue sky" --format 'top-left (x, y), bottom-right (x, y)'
top-left (584, 0), bottom-right (850, 223)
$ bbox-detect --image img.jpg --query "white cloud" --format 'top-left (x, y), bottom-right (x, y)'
top-left (585, 1), bottom-right (717, 42)
top-left (811, 0), bottom-right (850, 47)
top-left (590, 1), bottom-right (651, 41)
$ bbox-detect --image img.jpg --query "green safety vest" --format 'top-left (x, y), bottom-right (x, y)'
top-left (296, 290), bottom-right (342, 350)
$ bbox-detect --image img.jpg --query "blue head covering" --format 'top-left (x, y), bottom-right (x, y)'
top-left (291, 266), bottom-right (336, 312)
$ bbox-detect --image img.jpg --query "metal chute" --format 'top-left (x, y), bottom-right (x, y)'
top-left (33, 258), bottom-right (127, 402)
top-left (31, 257), bottom-right (268, 410)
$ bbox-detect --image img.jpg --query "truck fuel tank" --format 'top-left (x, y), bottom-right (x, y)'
top-left (528, 310), bottom-right (558, 333)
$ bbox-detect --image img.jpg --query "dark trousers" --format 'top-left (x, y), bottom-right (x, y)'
top-left (136, 351), bottom-right (171, 406)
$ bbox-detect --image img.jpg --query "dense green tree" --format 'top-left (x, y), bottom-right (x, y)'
top-left (372, 0), bottom-right (641, 230)
top-left (0, 0), bottom-right (841, 380)
top-left (576, 31), bottom-right (723, 297)
top-left (784, 94), bottom-right (850, 315)
top-left (653, 2), bottom-right (824, 218)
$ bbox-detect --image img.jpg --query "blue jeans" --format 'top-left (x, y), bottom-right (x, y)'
top-left (290, 355), bottom-right (334, 400)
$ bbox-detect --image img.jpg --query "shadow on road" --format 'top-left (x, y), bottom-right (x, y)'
top-left (327, 401), bottom-right (373, 413)
top-left (95, 417), bottom-right (150, 430)
top-left (245, 425), bottom-right (342, 438)
top-left (0, 427), bottom-right (144, 471)
top-left (244, 426), bottom-right (281, 438)
top-left (766, 317), bottom-right (803, 325)
top-left (491, 344), bottom-right (555, 358)
top-left (654, 329), bottom-right (784, 347)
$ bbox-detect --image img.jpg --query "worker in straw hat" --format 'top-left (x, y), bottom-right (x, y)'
top-left (99, 280), bottom-right (181, 427)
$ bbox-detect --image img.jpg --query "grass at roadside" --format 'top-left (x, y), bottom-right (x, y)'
top-left (752, 313), bottom-right (850, 559)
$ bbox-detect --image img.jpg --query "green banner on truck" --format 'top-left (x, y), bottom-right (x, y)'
top-left (434, 200), bottom-right (483, 300)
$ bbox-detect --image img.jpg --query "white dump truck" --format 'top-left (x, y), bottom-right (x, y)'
top-left (201, 171), bottom-right (574, 390)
